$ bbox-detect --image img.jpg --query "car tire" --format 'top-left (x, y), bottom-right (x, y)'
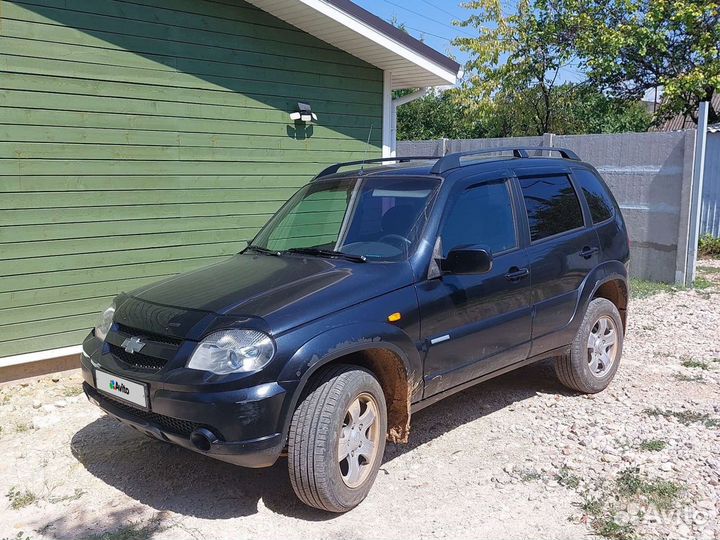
top-left (555, 297), bottom-right (624, 394)
top-left (288, 364), bottom-right (387, 512)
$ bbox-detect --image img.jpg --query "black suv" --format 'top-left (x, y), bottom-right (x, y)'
top-left (81, 147), bottom-right (629, 512)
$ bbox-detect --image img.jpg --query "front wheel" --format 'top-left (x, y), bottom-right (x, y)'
top-left (288, 364), bottom-right (387, 512)
top-left (555, 297), bottom-right (624, 393)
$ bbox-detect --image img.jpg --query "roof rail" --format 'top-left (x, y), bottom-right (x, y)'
top-left (430, 146), bottom-right (581, 174)
top-left (314, 156), bottom-right (439, 179)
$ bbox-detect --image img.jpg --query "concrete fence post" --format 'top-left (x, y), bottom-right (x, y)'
top-left (685, 101), bottom-right (710, 285)
top-left (542, 133), bottom-right (555, 156)
top-left (441, 138), bottom-right (449, 156)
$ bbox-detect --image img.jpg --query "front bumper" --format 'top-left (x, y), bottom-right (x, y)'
top-left (81, 344), bottom-right (293, 468)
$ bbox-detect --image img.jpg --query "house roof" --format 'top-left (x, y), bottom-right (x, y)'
top-left (653, 94), bottom-right (720, 132)
top-left (245, 0), bottom-right (462, 88)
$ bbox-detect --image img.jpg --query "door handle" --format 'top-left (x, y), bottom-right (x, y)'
top-left (580, 246), bottom-right (599, 259)
top-left (505, 267), bottom-right (529, 281)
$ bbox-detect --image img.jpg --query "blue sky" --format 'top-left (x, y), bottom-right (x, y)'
top-left (353, 0), bottom-right (472, 66)
top-left (353, 0), bottom-right (589, 85)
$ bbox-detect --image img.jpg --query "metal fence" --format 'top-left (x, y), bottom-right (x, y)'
top-left (399, 131), bottom-right (701, 284)
top-left (700, 131), bottom-right (720, 237)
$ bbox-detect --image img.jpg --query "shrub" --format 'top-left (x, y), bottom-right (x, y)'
top-left (698, 234), bottom-right (720, 257)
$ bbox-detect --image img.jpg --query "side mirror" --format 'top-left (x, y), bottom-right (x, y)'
top-left (441, 245), bottom-right (493, 275)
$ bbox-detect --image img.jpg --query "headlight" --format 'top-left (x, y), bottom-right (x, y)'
top-left (187, 329), bottom-right (275, 375)
top-left (94, 304), bottom-right (115, 341)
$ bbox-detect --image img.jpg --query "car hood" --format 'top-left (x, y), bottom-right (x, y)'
top-left (116, 253), bottom-right (415, 337)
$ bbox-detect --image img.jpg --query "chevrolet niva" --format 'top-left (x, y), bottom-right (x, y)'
top-left (82, 147), bottom-right (629, 512)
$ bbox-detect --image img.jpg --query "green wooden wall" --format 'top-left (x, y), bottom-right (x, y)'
top-left (0, 0), bottom-right (383, 356)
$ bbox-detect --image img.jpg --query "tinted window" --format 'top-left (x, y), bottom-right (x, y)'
top-left (441, 181), bottom-right (517, 256)
top-left (519, 175), bottom-right (584, 241)
top-left (573, 169), bottom-right (614, 223)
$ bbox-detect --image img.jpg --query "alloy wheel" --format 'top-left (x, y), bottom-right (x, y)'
top-left (338, 392), bottom-right (381, 488)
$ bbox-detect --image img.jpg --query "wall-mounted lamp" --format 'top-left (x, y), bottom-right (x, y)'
top-left (290, 102), bottom-right (317, 123)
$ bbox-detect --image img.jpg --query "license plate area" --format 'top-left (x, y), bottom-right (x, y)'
top-left (95, 369), bottom-right (149, 410)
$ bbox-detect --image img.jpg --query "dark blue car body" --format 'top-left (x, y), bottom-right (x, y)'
top-left (81, 150), bottom-right (630, 468)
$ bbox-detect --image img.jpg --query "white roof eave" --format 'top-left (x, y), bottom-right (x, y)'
top-left (245, 0), bottom-right (461, 89)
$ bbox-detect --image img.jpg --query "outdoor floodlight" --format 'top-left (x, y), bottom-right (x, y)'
top-left (290, 102), bottom-right (317, 123)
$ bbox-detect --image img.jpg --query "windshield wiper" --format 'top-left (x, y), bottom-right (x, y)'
top-left (285, 247), bottom-right (367, 263)
top-left (244, 245), bottom-right (281, 256)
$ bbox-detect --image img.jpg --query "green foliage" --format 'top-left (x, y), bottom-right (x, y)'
top-left (14, 422), bottom-right (31, 433)
top-left (6, 487), bottom-right (38, 510)
top-left (447, 0), bottom-right (653, 137)
top-left (675, 372), bottom-right (705, 382)
top-left (395, 90), bottom-right (484, 140)
top-left (2, 533), bottom-right (34, 540)
top-left (563, 0), bottom-right (720, 124)
top-left (638, 439), bottom-right (667, 452)
top-left (80, 515), bottom-right (166, 540)
top-left (48, 488), bottom-right (86, 504)
top-left (555, 466), bottom-right (581, 489)
top-left (699, 234), bottom-right (720, 257)
top-left (616, 467), bottom-right (682, 510)
top-left (518, 469), bottom-right (542, 481)
top-left (643, 407), bottom-right (720, 428)
top-left (579, 488), bottom-right (637, 539)
top-left (594, 518), bottom-right (637, 540)
top-left (694, 276), bottom-right (714, 290)
top-left (436, 0), bottom-right (717, 140)
top-left (629, 278), bottom-right (682, 299)
top-left (681, 356), bottom-right (711, 370)
top-left (550, 85), bottom-right (652, 134)
top-left (454, 0), bottom-right (572, 135)
top-left (396, 85), bottom-right (651, 140)
top-left (62, 385), bottom-right (84, 398)
top-left (574, 467), bottom-right (682, 539)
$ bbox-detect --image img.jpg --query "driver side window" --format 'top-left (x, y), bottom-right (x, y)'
top-left (441, 180), bottom-right (517, 257)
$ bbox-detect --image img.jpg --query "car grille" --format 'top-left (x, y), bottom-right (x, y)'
top-left (108, 343), bottom-right (169, 371)
top-left (109, 324), bottom-right (183, 372)
top-left (116, 324), bottom-right (182, 346)
top-left (87, 385), bottom-right (203, 437)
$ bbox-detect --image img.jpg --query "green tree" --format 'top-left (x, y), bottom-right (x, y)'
top-left (547, 84), bottom-right (652, 134)
top-left (394, 0), bottom-right (654, 141)
top-left (395, 84), bottom-right (651, 140)
top-left (395, 90), bottom-right (486, 140)
top-left (564, 0), bottom-right (720, 124)
top-left (484, 84), bottom-right (651, 136)
top-left (453, 0), bottom-right (574, 135)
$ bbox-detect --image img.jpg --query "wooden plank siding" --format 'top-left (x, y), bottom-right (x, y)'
top-left (0, 0), bottom-right (383, 356)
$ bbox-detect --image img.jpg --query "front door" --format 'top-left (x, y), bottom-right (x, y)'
top-left (417, 173), bottom-right (532, 398)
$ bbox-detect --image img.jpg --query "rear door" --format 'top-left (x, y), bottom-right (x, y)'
top-left (416, 171), bottom-right (532, 397)
top-left (513, 167), bottom-right (601, 356)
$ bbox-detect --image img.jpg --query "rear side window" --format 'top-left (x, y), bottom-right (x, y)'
top-left (573, 169), bottom-right (615, 223)
top-left (519, 175), bottom-right (584, 241)
top-left (441, 180), bottom-right (517, 256)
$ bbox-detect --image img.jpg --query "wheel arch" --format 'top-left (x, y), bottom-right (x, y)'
top-left (279, 324), bottom-right (421, 444)
top-left (591, 277), bottom-right (629, 331)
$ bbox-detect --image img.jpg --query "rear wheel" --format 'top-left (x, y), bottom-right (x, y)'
top-left (555, 297), bottom-right (624, 393)
top-left (288, 364), bottom-right (387, 512)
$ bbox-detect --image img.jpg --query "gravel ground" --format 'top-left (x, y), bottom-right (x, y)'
top-left (1, 262), bottom-right (719, 540)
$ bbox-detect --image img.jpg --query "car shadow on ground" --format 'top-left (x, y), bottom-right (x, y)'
top-left (64, 361), bottom-right (569, 526)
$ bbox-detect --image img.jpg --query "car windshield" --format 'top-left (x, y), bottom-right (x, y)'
top-left (250, 176), bottom-right (441, 261)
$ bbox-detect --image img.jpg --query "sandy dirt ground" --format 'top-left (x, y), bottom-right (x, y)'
top-left (1, 261), bottom-right (719, 540)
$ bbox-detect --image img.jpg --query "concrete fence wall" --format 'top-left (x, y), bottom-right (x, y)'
top-left (399, 130), bottom-right (698, 284)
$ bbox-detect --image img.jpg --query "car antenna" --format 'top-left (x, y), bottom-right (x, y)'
top-left (360, 124), bottom-right (373, 174)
